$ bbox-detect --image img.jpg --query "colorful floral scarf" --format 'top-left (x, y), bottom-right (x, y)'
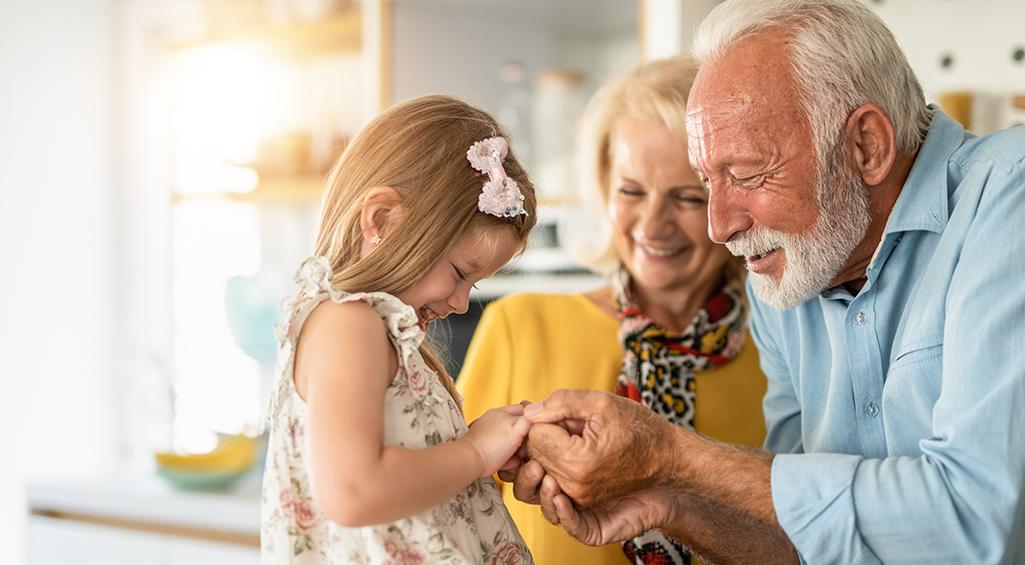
top-left (612, 268), bottom-right (748, 565)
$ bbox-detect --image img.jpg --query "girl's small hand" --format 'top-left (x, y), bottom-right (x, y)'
top-left (464, 404), bottom-right (532, 478)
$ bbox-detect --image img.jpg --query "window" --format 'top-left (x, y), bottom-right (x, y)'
top-left (164, 40), bottom-right (356, 451)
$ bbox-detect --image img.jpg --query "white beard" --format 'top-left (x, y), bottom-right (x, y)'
top-left (726, 158), bottom-right (872, 310)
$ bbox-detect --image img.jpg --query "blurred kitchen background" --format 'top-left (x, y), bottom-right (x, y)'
top-left (0, 0), bottom-right (1022, 563)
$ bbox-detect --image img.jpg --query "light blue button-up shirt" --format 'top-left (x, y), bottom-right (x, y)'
top-left (752, 109), bottom-right (1025, 564)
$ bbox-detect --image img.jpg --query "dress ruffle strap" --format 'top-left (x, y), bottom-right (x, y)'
top-left (263, 256), bottom-right (427, 427)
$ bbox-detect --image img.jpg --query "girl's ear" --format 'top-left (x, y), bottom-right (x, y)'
top-left (359, 186), bottom-right (404, 249)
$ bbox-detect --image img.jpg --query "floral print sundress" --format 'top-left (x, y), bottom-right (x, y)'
top-left (261, 256), bottom-right (532, 565)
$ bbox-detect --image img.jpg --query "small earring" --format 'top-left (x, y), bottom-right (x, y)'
top-left (370, 234), bottom-right (382, 246)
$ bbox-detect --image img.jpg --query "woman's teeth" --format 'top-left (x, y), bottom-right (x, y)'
top-left (641, 244), bottom-right (685, 258)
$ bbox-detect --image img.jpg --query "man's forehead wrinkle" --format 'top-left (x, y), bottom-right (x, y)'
top-left (690, 93), bottom-right (755, 130)
top-left (688, 95), bottom-right (766, 161)
top-left (698, 31), bottom-right (804, 117)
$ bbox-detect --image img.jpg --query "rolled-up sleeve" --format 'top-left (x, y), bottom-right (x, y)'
top-left (772, 453), bottom-right (875, 564)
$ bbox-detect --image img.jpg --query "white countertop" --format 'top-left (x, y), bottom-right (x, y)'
top-left (26, 470), bottom-right (261, 535)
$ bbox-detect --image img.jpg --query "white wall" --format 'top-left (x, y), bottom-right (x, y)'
top-left (0, 1), bottom-right (119, 563)
top-left (642, 0), bottom-right (720, 60)
top-left (869, 0), bottom-right (1025, 133)
top-left (390, 0), bottom-right (638, 117)
top-left (391, 2), bottom-right (554, 112)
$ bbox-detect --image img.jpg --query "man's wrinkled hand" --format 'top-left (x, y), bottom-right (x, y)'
top-left (498, 458), bottom-right (545, 505)
top-left (524, 389), bottom-right (676, 508)
top-left (539, 478), bottom-right (679, 546)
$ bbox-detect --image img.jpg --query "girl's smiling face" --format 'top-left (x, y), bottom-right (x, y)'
top-left (395, 226), bottom-right (520, 329)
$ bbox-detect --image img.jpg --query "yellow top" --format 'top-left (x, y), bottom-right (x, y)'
top-left (457, 292), bottom-right (768, 565)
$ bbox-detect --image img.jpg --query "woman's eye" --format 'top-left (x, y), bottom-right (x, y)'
top-left (617, 187), bottom-right (644, 197)
top-left (674, 194), bottom-right (707, 205)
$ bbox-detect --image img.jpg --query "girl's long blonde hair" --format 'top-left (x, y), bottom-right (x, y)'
top-left (312, 95), bottom-right (536, 404)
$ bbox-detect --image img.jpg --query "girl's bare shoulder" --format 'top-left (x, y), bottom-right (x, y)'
top-left (295, 299), bottom-right (396, 391)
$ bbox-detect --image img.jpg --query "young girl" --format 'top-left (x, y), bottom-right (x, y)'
top-left (261, 95), bottom-right (538, 564)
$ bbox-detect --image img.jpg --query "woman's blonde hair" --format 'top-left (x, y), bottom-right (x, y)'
top-left (571, 55), bottom-right (744, 283)
top-left (312, 95), bottom-right (537, 404)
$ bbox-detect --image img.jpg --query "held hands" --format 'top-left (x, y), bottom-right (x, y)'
top-left (466, 391), bottom-right (682, 545)
top-left (463, 403), bottom-right (531, 478)
top-left (505, 390), bottom-right (683, 545)
top-left (524, 389), bottom-right (676, 506)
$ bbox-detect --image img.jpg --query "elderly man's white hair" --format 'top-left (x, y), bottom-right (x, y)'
top-left (692, 0), bottom-right (932, 168)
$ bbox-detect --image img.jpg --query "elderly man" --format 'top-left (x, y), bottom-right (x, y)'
top-left (509, 0), bottom-right (1025, 563)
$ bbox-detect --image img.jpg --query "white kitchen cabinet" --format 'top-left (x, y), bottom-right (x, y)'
top-left (28, 516), bottom-right (258, 565)
top-left (29, 517), bottom-right (164, 565)
top-left (165, 537), bottom-right (258, 565)
top-left (26, 476), bottom-right (260, 565)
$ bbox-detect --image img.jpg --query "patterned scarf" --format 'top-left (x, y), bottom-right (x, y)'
top-left (612, 268), bottom-right (748, 565)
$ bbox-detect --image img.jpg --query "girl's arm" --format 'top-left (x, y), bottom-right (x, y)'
top-left (295, 300), bottom-right (527, 527)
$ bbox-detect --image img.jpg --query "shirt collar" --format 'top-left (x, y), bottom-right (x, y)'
top-left (882, 107), bottom-right (966, 236)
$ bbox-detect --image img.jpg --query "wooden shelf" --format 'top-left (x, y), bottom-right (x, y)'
top-left (537, 196), bottom-right (581, 207)
top-left (172, 174), bottom-right (325, 204)
top-left (170, 10), bottom-right (361, 56)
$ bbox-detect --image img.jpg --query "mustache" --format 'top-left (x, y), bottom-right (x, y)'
top-left (724, 229), bottom-right (790, 257)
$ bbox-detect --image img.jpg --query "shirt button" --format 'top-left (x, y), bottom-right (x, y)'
top-left (855, 311), bottom-right (867, 326)
top-left (864, 402), bottom-right (880, 417)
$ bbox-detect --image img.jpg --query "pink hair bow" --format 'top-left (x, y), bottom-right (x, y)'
top-left (466, 137), bottom-right (528, 218)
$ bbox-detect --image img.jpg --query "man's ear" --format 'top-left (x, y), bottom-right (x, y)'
top-left (844, 103), bottom-right (898, 187)
top-left (359, 186), bottom-right (404, 245)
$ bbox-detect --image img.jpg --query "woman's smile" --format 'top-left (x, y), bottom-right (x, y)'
top-left (637, 241), bottom-right (690, 260)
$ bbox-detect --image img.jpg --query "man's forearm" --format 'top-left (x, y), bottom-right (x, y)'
top-left (660, 426), bottom-right (780, 527)
top-left (656, 426), bottom-right (797, 562)
top-left (663, 492), bottom-right (798, 565)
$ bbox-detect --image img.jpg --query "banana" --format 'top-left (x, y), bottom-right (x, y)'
top-left (155, 434), bottom-right (257, 473)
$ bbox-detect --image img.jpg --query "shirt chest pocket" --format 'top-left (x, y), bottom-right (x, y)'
top-left (882, 334), bottom-right (944, 455)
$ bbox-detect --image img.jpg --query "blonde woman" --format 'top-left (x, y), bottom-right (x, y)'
top-left (261, 95), bottom-right (539, 564)
top-left (458, 57), bottom-right (767, 565)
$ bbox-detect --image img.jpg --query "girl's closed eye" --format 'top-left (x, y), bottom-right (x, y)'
top-left (452, 264), bottom-right (479, 289)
